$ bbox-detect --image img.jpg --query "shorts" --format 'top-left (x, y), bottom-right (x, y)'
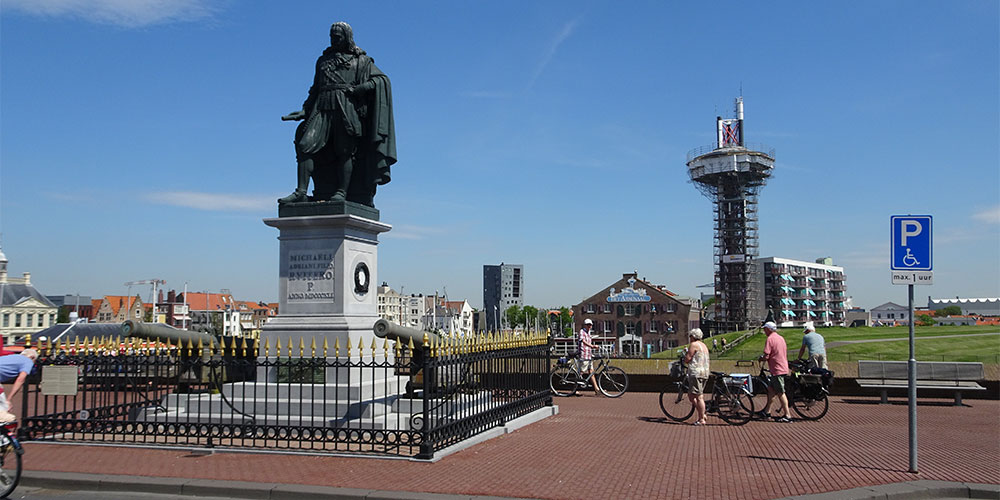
top-left (577, 359), bottom-right (593, 372)
top-left (768, 374), bottom-right (787, 394)
top-left (0, 393), bottom-right (8, 412)
top-left (687, 374), bottom-right (708, 395)
top-left (809, 354), bottom-right (828, 370)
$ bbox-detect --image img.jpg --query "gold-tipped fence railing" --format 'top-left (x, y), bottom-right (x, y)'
top-left (17, 330), bottom-right (552, 459)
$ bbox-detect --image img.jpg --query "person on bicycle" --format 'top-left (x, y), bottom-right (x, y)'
top-left (578, 319), bottom-right (599, 394)
top-left (758, 322), bottom-right (791, 422)
top-left (797, 322), bottom-right (828, 370)
top-left (684, 328), bottom-right (710, 425)
top-left (0, 348), bottom-right (37, 422)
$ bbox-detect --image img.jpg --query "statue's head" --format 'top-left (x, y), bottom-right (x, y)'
top-left (330, 22), bottom-right (355, 52)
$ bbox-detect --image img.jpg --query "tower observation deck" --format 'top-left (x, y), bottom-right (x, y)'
top-left (687, 97), bottom-right (774, 333)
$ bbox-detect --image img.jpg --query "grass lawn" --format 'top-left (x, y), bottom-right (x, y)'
top-left (658, 325), bottom-right (999, 363)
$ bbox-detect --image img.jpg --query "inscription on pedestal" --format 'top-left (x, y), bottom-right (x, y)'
top-left (286, 251), bottom-right (335, 302)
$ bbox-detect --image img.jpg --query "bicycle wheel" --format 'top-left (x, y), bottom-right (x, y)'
top-left (549, 365), bottom-right (579, 397)
top-left (716, 388), bottom-right (754, 426)
top-left (659, 382), bottom-right (694, 422)
top-left (0, 435), bottom-right (22, 498)
top-left (791, 393), bottom-right (829, 420)
top-left (597, 366), bottom-right (628, 398)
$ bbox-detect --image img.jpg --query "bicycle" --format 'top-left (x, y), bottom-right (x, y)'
top-left (659, 353), bottom-right (755, 425)
top-left (550, 353), bottom-right (629, 398)
top-left (747, 359), bottom-right (831, 420)
top-left (0, 420), bottom-right (23, 498)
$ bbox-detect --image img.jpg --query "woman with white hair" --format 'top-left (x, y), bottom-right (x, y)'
top-left (684, 328), bottom-right (710, 425)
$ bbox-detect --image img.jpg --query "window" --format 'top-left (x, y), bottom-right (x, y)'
top-left (889, 313), bottom-right (895, 319)
top-left (602, 303), bottom-right (611, 313)
top-left (667, 340), bottom-right (678, 348)
top-left (666, 302), bottom-right (676, 313)
top-left (649, 320), bottom-right (658, 332)
top-left (625, 321), bottom-right (636, 336)
top-left (585, 303), bottom-right (595, 313)
top-left (26, 314), bottom-right (32, 328)
top-left (624, 304), bottom-right (637, 316)
top-left (15, 314), bottom-right (21, 327)
top-left (602, 320), bottom-right (613, 334)
top-left (1, 314), bottom-right (7, 327)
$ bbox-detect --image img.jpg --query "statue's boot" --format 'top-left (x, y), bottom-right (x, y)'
top-left (278, 190), bottom-right (308, 204)
top-left (329, 159), bottom-right (353, 203)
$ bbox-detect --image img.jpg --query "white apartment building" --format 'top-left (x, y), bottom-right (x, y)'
top-left (377, 283), bottom-right (404, 325)
top-left (756, 257), bottom-right (848, 327)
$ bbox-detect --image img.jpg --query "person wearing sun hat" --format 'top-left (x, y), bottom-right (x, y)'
top-left (797, 321), bottom-right (827, 370)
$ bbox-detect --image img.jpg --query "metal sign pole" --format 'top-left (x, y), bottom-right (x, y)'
top-left (908, 283), bottom-right (917, 473)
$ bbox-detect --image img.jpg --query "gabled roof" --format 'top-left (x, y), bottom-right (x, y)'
top-left (1, 283), bottom-right (57, 308)
top-left (103, 295), bottom-right (142, 316)
top-left (181, 292), bottom-right (235, 311)
top-left (872, 301), bottom-right (906, 311)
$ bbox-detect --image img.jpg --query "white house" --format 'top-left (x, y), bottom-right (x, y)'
top-left (870, 302), bottom-right (910, 326)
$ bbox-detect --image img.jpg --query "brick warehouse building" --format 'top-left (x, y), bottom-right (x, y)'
top-left (572, 272), bottom-right (693, 356)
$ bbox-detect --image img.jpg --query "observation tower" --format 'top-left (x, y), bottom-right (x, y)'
top-left (687, 97), bottom-right (774, 333)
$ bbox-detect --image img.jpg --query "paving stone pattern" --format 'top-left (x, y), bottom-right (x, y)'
top-left (21, 395), bottom-right (1000, 500)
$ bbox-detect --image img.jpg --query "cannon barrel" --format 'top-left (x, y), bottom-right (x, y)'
top-left (372, 319), bottom-right (442, 349)
top-left (122, 320), bottom-right (217, 346)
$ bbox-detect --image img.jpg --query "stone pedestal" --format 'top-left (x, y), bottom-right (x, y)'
top-left (260, 213), bottom-right (391, 372)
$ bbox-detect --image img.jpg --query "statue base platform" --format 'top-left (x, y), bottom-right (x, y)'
top-left (261, 213), bottom-right (391, 357)
top-left (278, 200), bottom-right (379, 221)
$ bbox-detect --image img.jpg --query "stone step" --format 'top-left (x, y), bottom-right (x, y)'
top-left (393, 392), bottom-right (492, 414)
top-left (221, 378), bottom-right (404, 401)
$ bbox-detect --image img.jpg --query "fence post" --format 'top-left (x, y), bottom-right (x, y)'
top-left (417, 333), bottom-right (433, 460)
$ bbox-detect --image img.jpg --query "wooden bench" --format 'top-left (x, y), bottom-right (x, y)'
top-left (857, 360), bottom-right (987, 405)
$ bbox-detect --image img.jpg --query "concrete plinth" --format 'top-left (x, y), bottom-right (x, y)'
top-left (261, 214), bottom-right (391, 360)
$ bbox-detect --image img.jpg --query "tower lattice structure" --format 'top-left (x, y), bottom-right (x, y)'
top-left (687, 97), bottom-right (774, 333)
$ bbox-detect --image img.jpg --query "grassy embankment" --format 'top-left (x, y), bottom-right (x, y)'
top-left (651, 325), bottom-right (1000, 363)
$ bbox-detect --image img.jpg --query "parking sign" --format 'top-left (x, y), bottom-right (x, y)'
top-left (891, 215), bottom-right (932, 271)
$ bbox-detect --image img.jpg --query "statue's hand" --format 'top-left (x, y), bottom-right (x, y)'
top-left (281, 110), bottom-right (306, 121)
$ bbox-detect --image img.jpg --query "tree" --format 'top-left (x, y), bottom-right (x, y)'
top-left (57, 308), bottom-right (70, 324)
top-left (559, 307), bottom-right (573, 337)
top-left (522, 305), bottom-right (539, 330)
top-left (504, 305), bottom-right (524, 329)
top-left (917, 314), bottom-right (936, 326)
top-left (934, 306), bottom-right (962, 317)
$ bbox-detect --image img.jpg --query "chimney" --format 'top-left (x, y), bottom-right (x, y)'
top-left (22, 272), bottom-right (30, 284)
top-left (168, 290), bottom-right (176, 303)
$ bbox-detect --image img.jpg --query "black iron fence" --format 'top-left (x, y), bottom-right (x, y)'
top-left (18, 333), bottom-right (551, 459)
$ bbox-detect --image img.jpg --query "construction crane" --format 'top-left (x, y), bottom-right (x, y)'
top-left (124, 279), bottom-right (167, 322)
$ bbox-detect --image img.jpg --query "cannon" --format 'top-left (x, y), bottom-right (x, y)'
top-left (121, 320), bottom-right (217, 347)
top-left (373, 319), bottom-right (443, 347)
top-left (372, 319), bottom-right (458, 396)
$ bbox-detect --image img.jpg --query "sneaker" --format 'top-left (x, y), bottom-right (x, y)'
top-left (754, 411), bottom-right (770, 420)
top-left (775, 416), bottom-right (791, 423)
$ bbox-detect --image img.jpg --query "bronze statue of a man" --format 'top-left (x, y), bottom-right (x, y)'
top-left (279, 22), bottom-right (396, 207)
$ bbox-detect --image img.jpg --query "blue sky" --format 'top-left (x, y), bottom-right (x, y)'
top-left (1, 1), bottom-right (998, 311)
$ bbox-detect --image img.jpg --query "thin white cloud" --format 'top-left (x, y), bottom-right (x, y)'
top-left (837, 245), bottom-right (887, 270)
top-left (145, 191), bottom-right (272, 212)
top-left (528, 18), bottom-right (580, 89)
top-left (5, 0), bottom-right (218, 28)
top-left (972, 205), bottom-right (1000, 224)
top-left (382, 224), bottom-right (449, 241)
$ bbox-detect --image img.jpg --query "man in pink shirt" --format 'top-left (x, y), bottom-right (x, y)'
top-left (758, 321), bottom-right (791, 422)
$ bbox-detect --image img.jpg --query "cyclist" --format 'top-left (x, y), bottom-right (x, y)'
top-left (684, 328), bottom-right (710, 425)
top-left (757, 322), bottom-right (791, 422)
top-left (0, 348), bottom-right (37, 422)
top-left (797, 322), bottom-right (828, 370)
top-left (578, 319), bottom-right (599, 395)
